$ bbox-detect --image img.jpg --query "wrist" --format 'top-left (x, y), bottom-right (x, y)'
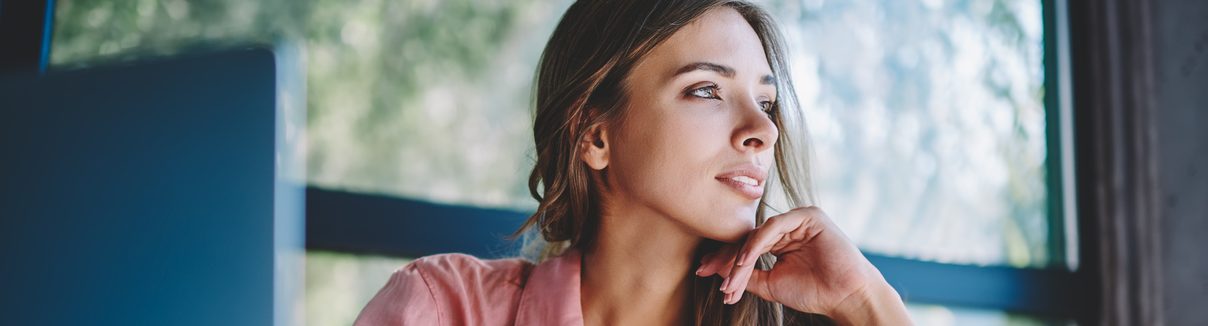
top-left (830, 280), bottom-right (911, 325)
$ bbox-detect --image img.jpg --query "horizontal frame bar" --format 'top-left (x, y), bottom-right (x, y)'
top-left (869, 255), bottom-right (1076, 318)
top-left (305, 186), bottom-right (528, 259)
top-left (305, 186), bottom-right (1078, 318)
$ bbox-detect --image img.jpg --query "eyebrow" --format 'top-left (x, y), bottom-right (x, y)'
top-left (672, 62), bottom-right (777, 85)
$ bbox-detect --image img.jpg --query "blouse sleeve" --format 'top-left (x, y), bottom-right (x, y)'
top-left (354, 261), bottom-right (442, 326)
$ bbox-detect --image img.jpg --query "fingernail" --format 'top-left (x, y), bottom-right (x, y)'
top-left (736, 253), bottom-right (748, 266)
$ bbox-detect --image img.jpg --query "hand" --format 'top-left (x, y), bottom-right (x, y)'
top-left (695, 206), bottom-right (912, 325)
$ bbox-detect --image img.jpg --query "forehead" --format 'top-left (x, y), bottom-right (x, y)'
top-left (634, 7), bottom-right (774, 81)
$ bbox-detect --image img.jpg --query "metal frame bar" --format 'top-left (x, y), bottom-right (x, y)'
top-left (305, 187), bottom-right (528, 259)
top-left (1044, 0), bottom-right (1079, 272)
top-left (305, 186), bottom-right (1081, 319)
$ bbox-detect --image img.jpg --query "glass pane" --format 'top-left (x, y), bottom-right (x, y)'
top-left (52, 0), bottom-right (1056, 267)
top-left (51, 0), bottom-right (570, 212)
top-left (760, 0), bottom-right (1052, 267)
top-left (305, 251), bottom-right (410, 325)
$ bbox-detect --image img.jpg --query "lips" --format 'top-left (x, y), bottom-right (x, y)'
top-left (715, 164), bottom-right (768, 200)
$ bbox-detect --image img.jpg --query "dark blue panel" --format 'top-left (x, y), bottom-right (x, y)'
top-left (867, 255), bottom-right (1077, 318)
top-left (306, 187), bottom-right (528, 259)
top-left (0, 48), bottom-right (280, 326)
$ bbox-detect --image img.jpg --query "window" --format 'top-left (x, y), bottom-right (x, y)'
top-left (51, 0), bottom-right (1075, 324)
top-left (765, 0), bottom-right (1058, 268)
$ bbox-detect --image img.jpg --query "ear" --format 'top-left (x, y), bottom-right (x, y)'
top-left (579, 122), bottom-right (610, 171)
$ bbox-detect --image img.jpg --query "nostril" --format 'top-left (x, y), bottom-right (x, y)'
top-left (743, 138), bottom-right (763, 147)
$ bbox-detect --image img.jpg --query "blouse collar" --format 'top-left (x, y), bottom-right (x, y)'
top-left (515, 249), bottom-right (586, 325)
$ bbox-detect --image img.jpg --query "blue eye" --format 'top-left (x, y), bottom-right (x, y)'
top-left (688, 85), bottom-right (720, 99)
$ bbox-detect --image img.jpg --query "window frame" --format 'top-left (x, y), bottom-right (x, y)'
top-left (13, 0), bottom-right (1103, 322)
top-left (305, 0), bottom-right (1085, 320)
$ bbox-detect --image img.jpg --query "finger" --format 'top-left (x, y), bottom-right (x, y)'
top-left (731, 254), bottom-right (771, 304)
top-left (729, 271), bottom-right (749, 304)
top-left (724, 215), bottom-right (805, 298)
top-left (697, 255), bottom-right (725, 277)
top-left (721, 240), bottom-right (756, 294)
top-left (737, 214), bottom-right (802, 267)
top-left (719, 231), bottom-right (777, 295)
top-left (724, 250), bottom-right (768, 304)
top-left (723, 248), bottom-right (756, 296)
top-left (724, 242), bottom-right (779, 301)
top-left (697, 244), bottom-right (739, 277)
top-left (724, 266), bottom-right (746, 304)
top-left (745, 208), bottom-right (829, 266)
top-left (696, 251), bottom-right (718, 276)
top-left (770, 235), bottom-right (795, 253)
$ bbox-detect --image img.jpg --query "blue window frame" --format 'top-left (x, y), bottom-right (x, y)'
top-left (300, 0), bottom-right (1086, 321)
top-left (10, 0), bottom-right (1097, 323)
top-left (303, 184), bottom-right (1082, 319)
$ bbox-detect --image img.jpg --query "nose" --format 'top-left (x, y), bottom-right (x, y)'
top-left (731, 98), bottom-right (779, 153)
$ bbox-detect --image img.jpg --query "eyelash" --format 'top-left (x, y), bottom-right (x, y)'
top-left (686, 84), bottom-right (776, 115)
top-left (688, 84), bottom-right (721, 100)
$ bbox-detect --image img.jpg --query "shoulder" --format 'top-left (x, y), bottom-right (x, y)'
top-left (409, 253), bottom-right (534, 284)
top-left (408, 253), bottom-right (534, 304)
top-left (355, 253), bottom-right (534, 326)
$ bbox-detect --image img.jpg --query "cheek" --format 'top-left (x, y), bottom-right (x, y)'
top-left (608, 110), bottom-right (758, 241)
top-left (610, 119), bottom-right (707, 194)
top-left (612, 106), bottom-right (716, 183)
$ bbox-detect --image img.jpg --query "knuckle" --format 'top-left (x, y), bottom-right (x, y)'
top-left (791, 205), bottom-right (823, 215)
top-left (791, 206), bottom-right (830, 223)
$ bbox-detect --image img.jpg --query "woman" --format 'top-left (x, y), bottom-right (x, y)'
top-left (356, 0), bottom-right (912, 325)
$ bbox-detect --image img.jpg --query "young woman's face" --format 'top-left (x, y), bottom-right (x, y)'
top-left (600, 7), bottom-right (779, 243)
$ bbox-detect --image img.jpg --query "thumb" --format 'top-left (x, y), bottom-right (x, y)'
top-left (744, 269), bottom-right (775, 302)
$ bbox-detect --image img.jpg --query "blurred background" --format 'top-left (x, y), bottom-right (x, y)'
top-left (7, 0), bottom-right (1203, 324)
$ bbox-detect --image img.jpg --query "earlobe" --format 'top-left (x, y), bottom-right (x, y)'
top-left (580, 124), bottom-right (610, 171)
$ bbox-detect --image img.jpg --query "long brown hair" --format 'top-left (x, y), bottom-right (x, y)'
top-left (515, 1), bottom-right (828, 324)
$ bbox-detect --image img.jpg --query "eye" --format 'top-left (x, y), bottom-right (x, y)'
top-left (687, 84), bottom-right (721, 100)
top-left (759, 100), bottom-right (777, 117)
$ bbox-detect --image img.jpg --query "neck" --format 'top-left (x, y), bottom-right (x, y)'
top-left (580, 204), bottom-right (702, 326)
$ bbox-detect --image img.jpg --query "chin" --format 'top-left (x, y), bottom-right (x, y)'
top-left (702, 210), bottom-right (757, 243)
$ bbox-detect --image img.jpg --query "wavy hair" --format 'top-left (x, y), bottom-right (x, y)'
top-left (514, 1), bottom-right (828, 324)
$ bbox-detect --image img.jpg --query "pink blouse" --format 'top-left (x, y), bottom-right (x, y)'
top-left (354, 250), bottom-right (585, 325)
